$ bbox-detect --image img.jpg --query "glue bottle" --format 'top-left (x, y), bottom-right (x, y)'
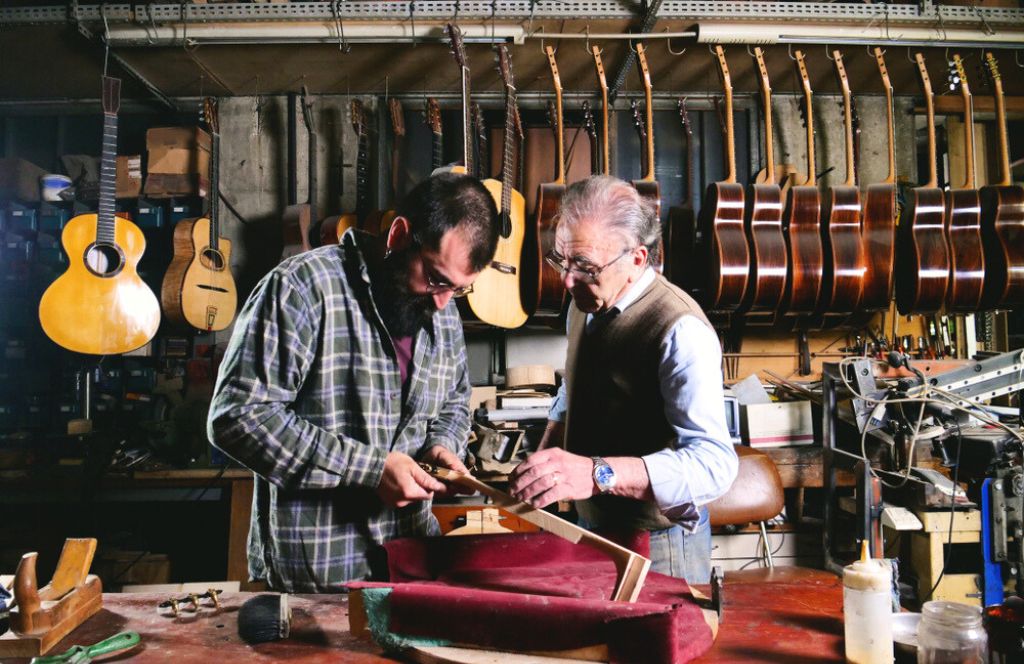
top-left (843, 540), bottom-right (894, 663)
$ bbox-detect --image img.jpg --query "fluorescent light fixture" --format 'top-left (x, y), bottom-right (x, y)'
top-left (105, 21), bottom-right (525, 46)
top-left (691, 22), bottom-right (1024, 50)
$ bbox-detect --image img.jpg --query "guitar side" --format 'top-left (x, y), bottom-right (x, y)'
top-left (40, 213), bottom-right (161, 355)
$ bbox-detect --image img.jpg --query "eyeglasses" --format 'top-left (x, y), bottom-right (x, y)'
top-left (544, 246), bottom-right (634, 284)
top-left (424, 273), bottom-right (474, 297)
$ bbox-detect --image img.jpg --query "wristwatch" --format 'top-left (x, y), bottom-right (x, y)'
top-left (591, 457), bottom-right (616, 494)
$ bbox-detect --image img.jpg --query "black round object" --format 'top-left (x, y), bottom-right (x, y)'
top-left (237, 594), bottom-right (291, 644)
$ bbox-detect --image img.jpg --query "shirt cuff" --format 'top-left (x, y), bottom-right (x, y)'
top-left (642, 449), bottom-right (698, 520)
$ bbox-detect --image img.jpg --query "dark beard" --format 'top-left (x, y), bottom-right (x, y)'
top-left (371, 248), bottom-right (437, 337)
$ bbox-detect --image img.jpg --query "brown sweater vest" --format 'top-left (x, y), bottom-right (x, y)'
top-left (565, 274), bottom-right (714, 531)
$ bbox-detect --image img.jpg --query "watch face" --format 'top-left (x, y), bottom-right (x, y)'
top-left (595, 464), bottom-right (615, 487)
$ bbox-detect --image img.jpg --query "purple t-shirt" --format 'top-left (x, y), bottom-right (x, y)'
top-left (393, 335), bottom-right (415, 388)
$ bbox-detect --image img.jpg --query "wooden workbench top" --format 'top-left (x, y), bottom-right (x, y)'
top-left (5, 568), bottom-right (844, 663)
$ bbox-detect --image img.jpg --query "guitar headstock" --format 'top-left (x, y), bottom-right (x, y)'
top-left (592, 45), bottom-right (607, 92)
top-left (350, 99), bottom-right (367, 138)
top-left (425, 98), bottom-right (442, 134)
top-left (635, 42), bottom-right (651, 92)
top-left (202, 97), bottom-right (219, 134)
top-left (388, 98), bottom-right (405, 138)
top-left (677, 97), bottom-right (692, 138)
top-left (833, 50), bottom-right (851, 97)
top-left (631, 99), bottom-right (647, 141)
top-left (582, 100), bottom-right (596, 140)
top-left (753, 47), bottom-right (770, 97)
top-left (794, 49), bottom-right (811, 120)
top-left (981, 51), bottom-right (1001, 90)
top-left (497, 44), bottom-right (515, 91)
top-left (447, 23), bottom-right (467, 70)
top-left (102, 76), bottom-right (121, 116)
top-left (948, 53), bottom-right (970, 97)
top-left (914, 52), bottom-right (933, 98)
top-left (874, 47), bottom-right (892, 94)
top-left (545, 45), bottom-right (562, 95)
top-left (714, 45), bottom-right (731, 91)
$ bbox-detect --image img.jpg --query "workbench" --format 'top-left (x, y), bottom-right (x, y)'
top-left (4, 568), bottom-right (844, 663)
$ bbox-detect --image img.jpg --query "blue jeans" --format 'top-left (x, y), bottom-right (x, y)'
top-left (648, 506), bottom-right (712, 584)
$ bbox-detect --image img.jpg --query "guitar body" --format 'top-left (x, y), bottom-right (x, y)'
top-left (860, 183), bottom-right (896, 312)
top-left (895, 187), bottom-right (949, 315)
top-left (531, 183), bottom-right (567, 317)
top-left (945, 188), bottom-right (985, 312)
top-left (980, 184), bottom-right (1024, 309)
top-left (281, 203), bottom-right (313, 259)
top-left (463, 179), bottom-right (528, 328)
top-left (816, 186), bottom-right (864, 326)
top-left (666, 204), bottom-right (696, 291)
top-left (741, 183), bottom-right (786, 318)
top-left (40, 212), bottom-right (161, 355)
top-left (632, 180), bottom-right (664, 270)
top-left (697, 182), bottom-right (748, 313)
top-left (318, 213), bottom-right (358, 246)
top-left (781, 185), bottom-right (823, 317)
top-left (161, 217), bottom-right (237, 332)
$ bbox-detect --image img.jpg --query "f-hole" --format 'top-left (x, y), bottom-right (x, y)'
top-left (84, 243), bottom-right (125, 278)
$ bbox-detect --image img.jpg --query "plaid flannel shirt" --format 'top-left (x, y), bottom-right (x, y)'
top-left (208, 230), bottom-right (472, 591)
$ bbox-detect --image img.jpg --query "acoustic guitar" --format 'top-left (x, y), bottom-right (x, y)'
top-left (318, 100), bottom-right (368, 245)
top-left (426, 98), bottom-right (444, 172)
top-left (696, 45), bottom-right (749, 314)
top-left (944, 55), bottom-right (985, 313)
top-left (461, 45), bottom-right (529, 329)
top-left (979, 52), bottom-right (1024, 310)
top-left (446, 24), bottom-right (475, 178)
top-left (779, 50), bottom-right (824, 321)
top-left (631, 44), bottom-right (662, 221)
top-left (39, 76), bottom-right (161, 355)
top-left (161, 98), bottom-right (238, 332)
top-left (813, 50), bottom-right (864, 328)
top-left (281, 87), bottom-right (317, 259)
top-left (666, 99), bottom-right (696, 290)
top-left (592, 45), bottom-right (611, 177)
top-left (739, 47), bottom-right (786, 321)
top-left (528, 45), bottom-right (569, 319)
top-left (894, 53), bottom-right (949, 315)
top-left (363, 98), bottom-right (406, 236)
top-left (859, 47), bottom-right (897, 314)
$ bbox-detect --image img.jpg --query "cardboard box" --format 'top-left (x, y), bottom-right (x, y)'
top-left (741, 401), bottom-right (815, 448)
top-left (143, 173), bottom-right (209, 199)
top-left (0, 158), bottom-right (47, 203)
top-left (145, 126), bottom-right (210, 176)
top-left (116, 155), bottom-right (143, 199)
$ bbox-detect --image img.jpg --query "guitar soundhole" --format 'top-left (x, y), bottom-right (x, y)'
top-left (84, 243), bottom-right (125, 278)
top-left (201, 249), bottom-right (226, 271)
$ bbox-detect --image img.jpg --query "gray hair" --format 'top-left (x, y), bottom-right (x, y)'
top-left (555, 175), bottom-right (661, 267)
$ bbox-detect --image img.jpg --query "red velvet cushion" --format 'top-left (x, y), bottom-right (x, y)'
top-left (348, 531), bottom-right (714, 663)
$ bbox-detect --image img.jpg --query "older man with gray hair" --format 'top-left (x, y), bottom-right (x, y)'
top-left (509, 175), bottom-right (738, 583)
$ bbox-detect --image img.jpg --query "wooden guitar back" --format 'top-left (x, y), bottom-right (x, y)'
top-left (39, 213), bottom-right (160, 355)
top-left (817, 185), bottom-right (864, 321)
top-left (741, 182), bottom-right (786, 319)
top-left (895, 187), bottom-right (949, 315)
top-left (945, 188), bottom-right (985, 312)
top-left (781, 185), bottom-right (823, 316)
top-left (859, 183), bottom-right (896, 312)
top-left (698, 182), bottom-right (748, 312)
top-left (980, 185), bottom-right (1024, 309)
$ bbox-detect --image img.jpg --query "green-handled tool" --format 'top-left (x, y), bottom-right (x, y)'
top-left (30, 631), bottom-right (140, 664)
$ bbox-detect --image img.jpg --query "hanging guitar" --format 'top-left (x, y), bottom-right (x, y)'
top-left (319, 100), bottom-right (368, 245)
top-left (446, 24), bottom-right (476, 179)
top-left (631, 44), bottom-right (662, 217)
top-left (979, 52), bottom-right (1024, 310)
top-left (528, 45), bottom-right (569, 320)
top-left (460, 45), bottom-right (528, 329)
top-left (739, 47), bottom-right (786, 323)
top-left (161, 98), bottom-right (238, 332)
top-left (39, 76), bottom-right (161, 355)
top-left (778, 50), bottom-right (824, 324)
top-left (666, 98), bottom-right (697, 290)
top-left (813, 50), bottom-right (865, 328)
top-left (363, 97), bottom-right (406, 236)
top-left (281, 87), bottom-right (317, 259)
top-left (944, 54), bottom-right (985, 313)
top-left (895, 53), bottom-right (949, 315)
top-left (858, 47), bottom-right (897, 314)
top-left (695, 45), bottom-right (749, 315)
top-left (583, 101), bottom-right (599, 176)
top-left (592, 45), bottom-right (611, 177)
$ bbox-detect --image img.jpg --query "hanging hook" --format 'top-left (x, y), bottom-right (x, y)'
top-left (100, 4), bottom-right (111, 76)
top-left (537, 25), bottom-right (548, 56)
top-left (1016, 50), bottom-right (1024, 68)
top-left (906, 46), bottom-right (916, 64)
top-left (333, 0), bottom-right (351, 53)
top-left (707, 42), bottom-right (716, 56)
top-left (490, 0), bottom-right (497, 45)
top-left (584, 25), bottom-right (591, 54)
top-left (787, 44), bottom-right (797, 61)
top-left (452, 0), bottom-right (460, 24)
top-left (746, 44), bottom-right (756, 58)
top-left (410, 0), bottom-right (418, 48)
top-left (628, 38), bottom-right (639, 54)
top-left (824, 45), bottom-right (835, 62)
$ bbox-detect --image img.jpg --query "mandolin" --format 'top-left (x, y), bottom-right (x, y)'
top-left (426, 98), bottom-right (444, 173)
top-left (813, 50), bottom-right (865, 327)
top-left (779, 50), bottom-right (824, 321)
top-left (944, 54), bottom-right (985, 313)
top-left (461, 45), bottom-right (529, 329)
top-left (859, 47), bottom-right (897, 314)
top-left (161, 98), bottom-right (238, 332)
top-left (739, 47), bottom-right (786, 321)
top-left (39, 76), bottom-right (161, 355)
top-left (666, 99), bottom-right (697, 290)
top-left (592, 45), bottom-right (611, 177)
top-left (318, 99), bottom-right (368, 245)
top-left (528, 45), bottom-right (569, 319)
top-left (363, 98), bottom-right (406, 236)
top-left (895, 54), bottom-right (949, 315)
top-left (979, 52), bottom-right (1024, 310)
top-left (696, 45), bottom-right (749, 314)
top-left (281, 87), bottom-right (317, 259)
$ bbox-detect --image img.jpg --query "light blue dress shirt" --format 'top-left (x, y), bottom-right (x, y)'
top-left (549, 268), bottom-right (738, 525)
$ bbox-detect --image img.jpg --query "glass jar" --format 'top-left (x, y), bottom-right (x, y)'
top-left (917, 600), bottom-right (987, 663)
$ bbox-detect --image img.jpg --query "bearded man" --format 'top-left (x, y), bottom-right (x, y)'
top-left (208, 173), bottom-right (498, 591)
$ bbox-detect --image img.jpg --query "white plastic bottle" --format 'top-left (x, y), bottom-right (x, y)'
top-left (844, 541), bottom-right (894, 663)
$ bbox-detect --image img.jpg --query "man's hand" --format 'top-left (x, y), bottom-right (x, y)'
top-left (508, 448), bottom-right (594, 509)
top-left (377, 451), bottom-right (447, 508)
top-left (419, 445), bottom-right (474, 497)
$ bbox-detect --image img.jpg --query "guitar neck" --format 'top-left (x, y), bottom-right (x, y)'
top-left (637, 44), bottom-right (655, 182)
top-left (208, 131), bottom-right (221, 250)
top-left (796, 51), bottom-right (816, 187)
top-left (98, 111), bottom-right (119, 245)
top-left (593, 46), bottom-right (610, 176)
top-left (916, 53), bottom-right (938, 189)
top-left (547, 46), bottom-right (566, 185)
top-left (834, 51), bottom-right (856, 188)
top-left (715, 46), bottom-right (737, 184)
top-left (461, 70), bottom-right (474, 174)
top-left (356, 133), bottom-right (370, 219)
top-left (875, 48), bottom-right (896, 185)
top-left (755, 48), bottom-right (775, 183)
top-left (988, 54), bottom-right (1011, 186)
top-left (432, 129), bottom-right (444, 172)
top-left (959, 69), bottom-right (976, 189)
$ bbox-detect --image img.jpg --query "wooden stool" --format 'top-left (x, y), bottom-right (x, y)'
top-left (910, 509), bottom-right (982, 606)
